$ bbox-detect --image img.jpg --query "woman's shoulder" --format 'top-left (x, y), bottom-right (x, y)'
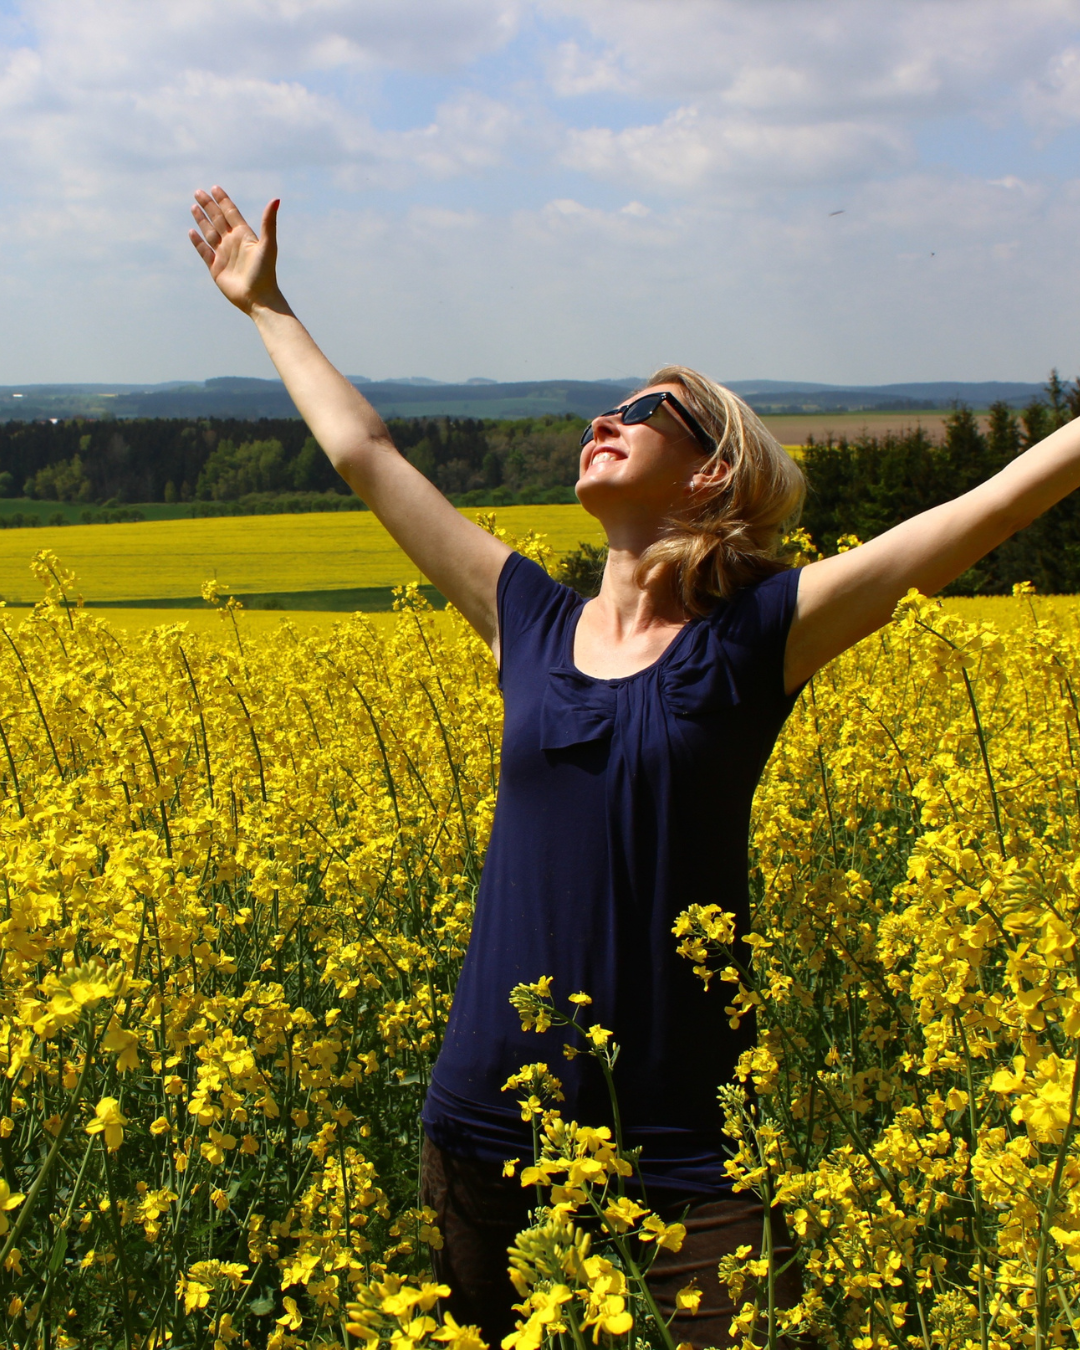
top-left (497, 553), bottom-right (581, 667)
top-left (498, 552), bottom-right (577, 610)
top-left (711, 565), bottom-right (802, 636)
top-left (700, 566), bottom-right (803, 701)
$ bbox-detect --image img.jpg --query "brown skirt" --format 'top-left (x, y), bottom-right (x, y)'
top-left (420, 1137), bottom-right (806, 1350)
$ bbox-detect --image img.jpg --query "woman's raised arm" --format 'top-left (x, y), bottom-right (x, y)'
top-left (784, 415), bottom-right (1080, 692)
top-left (188, 187), bottom-right (510, 648)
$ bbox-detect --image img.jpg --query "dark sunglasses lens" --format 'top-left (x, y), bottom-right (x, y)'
top-left (621, 394), bottom-right (665, 425)
top-left (580, 426), bottom-right (595, 446)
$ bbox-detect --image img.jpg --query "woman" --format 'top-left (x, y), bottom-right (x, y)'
top-left (189, 188), bottom-right (1080, 1348)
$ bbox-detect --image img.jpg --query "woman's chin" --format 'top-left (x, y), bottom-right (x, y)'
top-left (574, 474), bottom-right (612, 518)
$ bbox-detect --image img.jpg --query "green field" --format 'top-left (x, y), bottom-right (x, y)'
top-left (0, 498), bottom-right (193, 524)
top-left (0, 504), bottom-right (606, 606)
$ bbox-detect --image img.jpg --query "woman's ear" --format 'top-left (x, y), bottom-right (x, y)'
top-left (689, 463), bottom-right (730, 495)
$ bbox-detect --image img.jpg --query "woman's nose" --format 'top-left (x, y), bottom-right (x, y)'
top-left (591, 412), bottom-right (620, 441)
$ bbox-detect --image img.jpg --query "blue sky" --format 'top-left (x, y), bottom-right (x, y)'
top-left (3, 0), bottom-right (1080, 386)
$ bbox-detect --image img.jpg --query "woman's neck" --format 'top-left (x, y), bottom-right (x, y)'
top-left (594, 544), bottom-right (686, 633)
top-left (570, 539), bottom-right (689, 680)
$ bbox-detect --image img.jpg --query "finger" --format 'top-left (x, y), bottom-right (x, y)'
top-left (194, 187), bottom-right (230, 236)
top-left (211, 185), bottom-right (249, 232)
top-left (188, 229), bottom-right (216, 268)
top-left (190, 203), bottom-right (221, 248)
top-left (259, 198), bottom-right (280, 246)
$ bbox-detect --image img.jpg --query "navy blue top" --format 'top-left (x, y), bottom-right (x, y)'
top-left (422, 553), bottom-right (804, 1199)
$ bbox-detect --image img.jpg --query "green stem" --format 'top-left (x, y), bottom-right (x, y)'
top-left (37, 1133), bottom-right (96, 1332)
top-left (954, 1016), bottom-right (991, 1350)
top-left (0, 1032), bottom-right (95, 1274)
top-left (605, 1230), bottom-right (677, 1350)
top-left (914, 619), bottom-right (1006, 856)
top-left (100, 1136), bottom-right (135, 1350)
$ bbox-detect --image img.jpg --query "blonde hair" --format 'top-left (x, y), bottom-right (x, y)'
top-left (635, 364), bottom-right (806, 615)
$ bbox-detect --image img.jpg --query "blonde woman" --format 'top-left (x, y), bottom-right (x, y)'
top-left (190, 187), bottom-right (1080, 1348)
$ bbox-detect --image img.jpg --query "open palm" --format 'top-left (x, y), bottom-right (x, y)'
top-left (189, 187), bottom-right (281, 314)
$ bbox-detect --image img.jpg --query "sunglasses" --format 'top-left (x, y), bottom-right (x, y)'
top-left (580, 391), bottom-right (714, 455)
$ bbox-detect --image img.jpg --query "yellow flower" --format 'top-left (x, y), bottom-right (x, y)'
top-left (675, 1285), bottom-right (701, 1314)
top-left (102, 1026), bottom-right (140, 1074)
top-left (432, 1312), bottom-right (486, 1350)
top-left (48, 977), bottom-right (113, 1021)
top-left (85, 1098), bottom-right (127, 1151)
top-left (602, 1197), bottom-right (646, 1233)
top-left (640, 1215), bottom-right (685, 1251)
top-left (276, 1296), bottom-right (302, 1330)
top-left (200, 1128), bottom-right (238, 1165)
top-left (0, 1180), bottom-right (25, 1238)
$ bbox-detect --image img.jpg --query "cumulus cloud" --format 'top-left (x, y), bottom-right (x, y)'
top-left (3, 0), bottom-right (1080, 383)
top-left (540, 0), bottom-right (1080, 116)
top-left (0, 0), bottom-right (527, 198)
top-left (387, 92), bottom-right (524, 179)
top-left (543, 0), bottom-right (1080, 201)
top-left (19, 0), bottom-right (523, 81)
top-left (562, 108), bottom-right (911, 192)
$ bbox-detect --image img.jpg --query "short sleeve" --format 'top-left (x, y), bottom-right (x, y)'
top-left (496, 553), bottom-right (580, 688)
top-left (713, 566), bottom-right (804, 707)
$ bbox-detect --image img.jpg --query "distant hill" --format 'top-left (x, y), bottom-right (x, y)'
top-left (0, 376), bottom-right (1051, 423)
top-left (725, 380), bottom-right (1047, 413)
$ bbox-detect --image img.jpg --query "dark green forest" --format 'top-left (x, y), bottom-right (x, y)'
top-left (4, 372), bottom-right (1080, 592)
top-left (801, 380), bottom-right (1080, 594)
top-left (0, 413), bottom-right (585, 508)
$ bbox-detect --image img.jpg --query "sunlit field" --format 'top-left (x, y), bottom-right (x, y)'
top-left (23, 597), bottom-right (1080, 640)
top-left (40, 608), bottom-right (425, 638)
top-left (3, 538), bottom-right (1080, 1349)
top-left (0, 506), bottom-right (605, 605)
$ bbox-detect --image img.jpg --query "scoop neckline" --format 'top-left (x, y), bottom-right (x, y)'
top-left (564, 598), bottom-right (701, 684)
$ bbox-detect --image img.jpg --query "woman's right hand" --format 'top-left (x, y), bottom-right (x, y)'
top-left (189, 187), bottom-right (283, 315)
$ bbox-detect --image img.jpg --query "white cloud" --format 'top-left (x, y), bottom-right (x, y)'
top-left (547, 39), bottom-right (627, 97)
top-left (562, 107), bottom-right (910, 192)
top-left (0, 5), bottom-right (530, 209)
top-left (540, 0), bottom-right (1080, 118)
top-left (538, 1), bottom-right (1080, 208)
top-left (19, 0), bottom-right (523, 81)
top-left (389, 93), bottom-right (523, 179)
top-left (1022, 43), bottom-right (1080, 129)
top-left (3, 0), bottom-right (1080, 384)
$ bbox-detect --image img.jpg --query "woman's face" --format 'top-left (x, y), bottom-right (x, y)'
top-left (575, 384), bottom-right (719, 527)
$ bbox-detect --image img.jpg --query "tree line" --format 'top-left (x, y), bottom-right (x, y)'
top-left (5, 374), bottom-right (1080, 592)
top-left (801, 377), bottom-right (1080, 593)
top-left (0, 413), bottom-right (586, 507)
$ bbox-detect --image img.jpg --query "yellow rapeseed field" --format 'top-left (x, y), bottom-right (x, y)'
top-left (0, 507), bottom-right (605, 605)
top-left (28, 597), bottom-right (1080, 639)
top-left (49, 609), bottom-right (429, 638)
top-left (2, 536), bottom-right (1080, 1350)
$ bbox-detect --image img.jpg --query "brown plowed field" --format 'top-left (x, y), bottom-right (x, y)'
top-left (762, 409), bottom-right (991, 445)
